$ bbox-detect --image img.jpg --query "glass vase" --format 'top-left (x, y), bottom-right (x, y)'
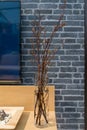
top-left (34, 87), bottom-right (49, 128)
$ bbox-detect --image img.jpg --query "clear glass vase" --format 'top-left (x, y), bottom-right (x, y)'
top-left (34, 87), bottom-right (49, 128)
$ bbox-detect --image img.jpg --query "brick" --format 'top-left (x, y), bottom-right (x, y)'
top-left (22, 73), bottom-right (35, 77)
top-left (61, 33), bottom-right (77, 37)
top-left (47, 15), bottom-right (65, 20)
top-left (78, 102), bottom-right (84, 107)
top-left (60, 3), bottom-right (72, 9)
top-left (21, 27), bottom-right (32, 31)
top-left (55, 85), bottom-right (66, 89)
top-left (67, 15), bottom-right (84, 20)
top-left (77, 38), bottom-right (84, 43)
top-left (80, 124), bottom-right (85, 129)
top-left (48, 78), bottom-right (53, 83)
top-left (27, 15), bottom-right (37, 20)
top-left (56, 50), bottom-right (64, 55)
top-left (57, 61), bottom-right (71, 66)
top-left (23, 78), bottom-right (34, 84)
top-left (56, 118), bottom-right (65, 123)
top-left (21, 4), bottom-right (38, 9)
top-left (55, 90), bottom-right (60, 95)
top-left (64, 4), bottom-right (73, 9)
top-left (73, 73), bottom-right (82, 78)
top-left (78, 0), bottom-right (84, 3)
top-left (77, 108), bottom-right (84, 112)
top-left (65, 39), bottom-right (76, 43)
top-left (48, 67), bottom-right (59, 72)
top-left (34, 10), bottom-right (52, 14)
top-left (78, 67), bottom-right (84, 72)
top-left (52, 39), bottom-right (65, 43)
top-left (63, 44), bottom-right (80, 49)
top-left (81, 10), bottom-right (84, 14)
top-left (41, 0), bottom-right (59, 2)
top-left (73, 79), bottom-right (80, 83)
top-left (21, 32), bottom-right (32, 37)
top-left (48, 73), bottom-right (57, 78)
top-left (64, 96), bottom-right (83, 101)
top-left (56, 112), bottom-right (61, 118)
top-left (60, 102), bottom-right (77, 107)
top-left (54, 10), bottom-right (72, 14)
top-left (66, 20), bottom-right (83, 26)
top-left (24, 9), bottom-right (32, 14)
top-left (21, 0), bottom-right (39, 2)
top-left (64, 27), bottom-right (83, 32)
top-left (21, 15), bottom-right (27, 20)
top-left (60, 67), bottom-right (77, 72)
top-left (66, 119), bottom-right (84, 123)
top-left (66, 50), bottom-right (84, 55)
top-left (54, 79), bottom-right (72, 83)
top-left (78, 32), bottom-right (84, 37)
top-left (61, 0), bottom-right (77, 3)
top-left (22, 66), bottom-right (37, 72)
top-left (26, 62), bottom-right (36, 66)
top-left (59, 73), bottom-right (72, 78)
top-left (81, 79), bottom-right (84, 84)
top-left (67, 85), bottom-right (84, 89)
top-left (59, 4), bottom-right (72, 9)
top-left (55, 95), bottom-right (63, 100)
top-left (73, 4), bottom-right (82, 9)
top-left (62, 113), bottom-right (80, 118)
top-left (65, 108), bottom-right (76, 112)
top-left (41, 21), bottom-right (60, 26)
top-left (72, 62), bottom-right (84, 66)
top-left (60, 124), bottom-right (78, 129)
top-left (21, 21), bottom-right (30, 26)
top-left (39, 4), bottom-right (57, 9)
top-left (61, 90), bottom-right (82, 95)
top-left (73, 10), bottom-right (81, 14)
top-left (21, 9), bottom-right (24, 14)
top-left (60, 56), bottom-right (79, 61)
top-left (21, 50), bottom-right (28, 55)
top-left (55, 107), bottom-right (64, 113)
top-left (22, 55), bottom-right (33, 61)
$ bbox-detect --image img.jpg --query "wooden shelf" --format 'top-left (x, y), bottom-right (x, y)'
top-left (0, 85), bottom-right (57, 130)
top-left (14, 111), bottom-right (57, 130)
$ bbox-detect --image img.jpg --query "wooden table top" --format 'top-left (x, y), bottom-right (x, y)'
top-left (0, 86), bottom-right (57, 130)
top-left (14, 111), bottom-right (57, 130)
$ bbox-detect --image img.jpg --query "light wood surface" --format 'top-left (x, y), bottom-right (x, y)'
top-left (0, 111), bottom-right (57, 130)
top-left (0, 85), bottom-right (57, 130)
top-left (15, 111), bottom-right (57, 130)
top-left (0, 85), bottom-right (55, 111)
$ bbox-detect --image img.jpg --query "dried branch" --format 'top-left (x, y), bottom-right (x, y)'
top-left (30, 0), bottom-right (66, 126)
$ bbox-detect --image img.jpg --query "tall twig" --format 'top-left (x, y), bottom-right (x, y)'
top-left (31, 0), bottom-right (66, 126)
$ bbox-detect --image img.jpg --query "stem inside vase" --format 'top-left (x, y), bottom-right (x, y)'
top-left (34, 87), bottom-right (49, 127)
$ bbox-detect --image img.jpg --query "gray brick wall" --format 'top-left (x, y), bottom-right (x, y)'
top-left (21, 0), bottom-right (84, 129)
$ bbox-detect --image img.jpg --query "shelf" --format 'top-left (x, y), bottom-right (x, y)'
top-left (0, 85), bottom-right (57, 130)
top-left (14, 111), bottom-right (57, 130)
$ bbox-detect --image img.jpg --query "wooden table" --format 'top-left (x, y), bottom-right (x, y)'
top-left (14, 111), bottom-right (57, 130)
top-left (0, 85), bottom-right (57, 130)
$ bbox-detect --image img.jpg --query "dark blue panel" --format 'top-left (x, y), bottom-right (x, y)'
top-left (0, 1), bottom-right (20, 82)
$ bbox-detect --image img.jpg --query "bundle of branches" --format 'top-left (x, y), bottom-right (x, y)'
top-left (31, 0), bottom-right (66, 126)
